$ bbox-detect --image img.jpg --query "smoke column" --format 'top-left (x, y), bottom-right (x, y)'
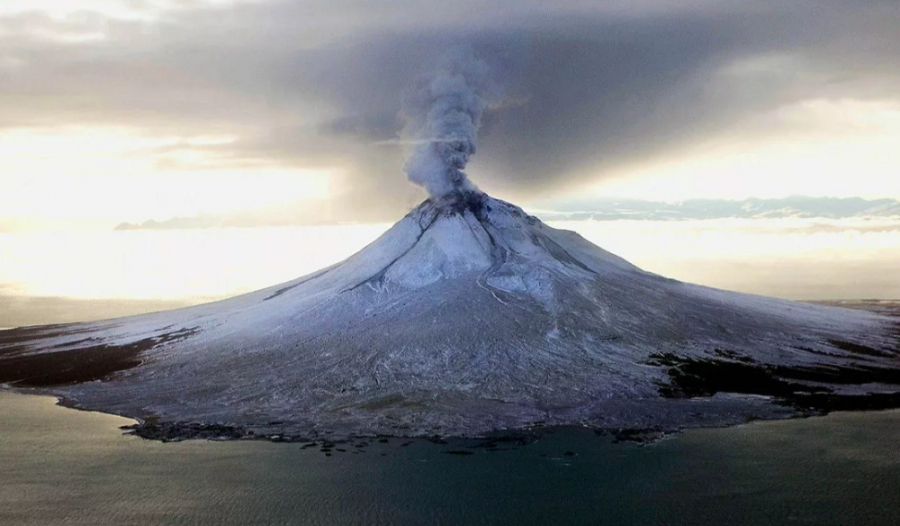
top-left (401, 49), bottom-right (494, 198)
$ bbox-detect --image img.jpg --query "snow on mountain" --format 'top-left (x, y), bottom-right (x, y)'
top-left (3, 191), bottom-right (899, 438)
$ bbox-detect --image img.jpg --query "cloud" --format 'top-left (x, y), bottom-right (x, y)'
top-left (112, 195), bottom-right (900, 230)
top-left (2, 0), bottom-right (899, 221)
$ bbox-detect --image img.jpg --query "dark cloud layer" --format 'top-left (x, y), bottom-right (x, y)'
top-left (2, 0), bottom-right (899, 220)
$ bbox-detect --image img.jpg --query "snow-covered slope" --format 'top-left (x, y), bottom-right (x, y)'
top-left (2, 191), bottom-right (899, 438)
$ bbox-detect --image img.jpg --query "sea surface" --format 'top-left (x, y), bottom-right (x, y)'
top-left (1, 391), bottom-right (898, 526)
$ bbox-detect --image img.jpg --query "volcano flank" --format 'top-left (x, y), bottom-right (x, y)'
top-left (2, 190), bottom-right (900, 439)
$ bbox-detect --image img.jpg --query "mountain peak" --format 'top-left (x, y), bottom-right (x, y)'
top-left (423, 189), bottom-right (489, 216)
top-left (2, 192), bottom-right (899, 439)
top-left (358, 190), bottom-right (635, 294)
top-left (413, 190), bottom-right (534, 226)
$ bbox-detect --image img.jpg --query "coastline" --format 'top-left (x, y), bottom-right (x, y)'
top-left (7, 387), bottom-right (891, 446)
top-left (4, 389), bottom-right (899, 452)
top-left (2, 301), bottom-right (897, 444)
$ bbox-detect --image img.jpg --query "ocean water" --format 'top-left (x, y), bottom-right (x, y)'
top-left (1, 392), bottom-right (898, 526)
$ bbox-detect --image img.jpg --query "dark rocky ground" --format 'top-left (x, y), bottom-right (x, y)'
top-left (650, 301), bottom-right (900, 416)
top-left (812, 300), bottom-right (900, 318)
top-left (0, 325), bottom-right (197, 387)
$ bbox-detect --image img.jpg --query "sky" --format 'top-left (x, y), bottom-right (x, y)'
top-left (1, 0), bottom-right (900, 230)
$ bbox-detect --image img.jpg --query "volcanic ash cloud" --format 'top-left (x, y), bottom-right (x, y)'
top-left (401, 49), bottom-right (496, 198)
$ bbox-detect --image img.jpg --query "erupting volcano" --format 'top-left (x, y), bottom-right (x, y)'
top-left (2, 51), bottom-right (899, 440)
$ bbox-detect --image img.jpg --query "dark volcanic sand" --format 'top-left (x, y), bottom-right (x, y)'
top-left (0, 325), bottom-right (196, 387)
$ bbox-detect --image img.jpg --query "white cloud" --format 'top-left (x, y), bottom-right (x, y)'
top-left (0, 127), bottom-right (334, 227)
top-left (591, 98), bottom-right (900, 201)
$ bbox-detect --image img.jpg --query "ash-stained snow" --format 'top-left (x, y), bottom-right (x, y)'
top-left (2, 191), bottom-right (899, 438)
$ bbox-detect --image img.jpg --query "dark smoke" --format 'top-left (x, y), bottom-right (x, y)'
top-left (401, 48), bottom-right (497, 198)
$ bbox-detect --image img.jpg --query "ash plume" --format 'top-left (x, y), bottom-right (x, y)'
top-left (401, 49), bottom-right (496, 198)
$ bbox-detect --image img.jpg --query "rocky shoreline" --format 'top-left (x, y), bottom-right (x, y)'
top-left (116, 418), bottom-right (674, 448)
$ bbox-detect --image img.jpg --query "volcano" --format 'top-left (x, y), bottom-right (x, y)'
top-left (2, 190), bottom-right (899, 439)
